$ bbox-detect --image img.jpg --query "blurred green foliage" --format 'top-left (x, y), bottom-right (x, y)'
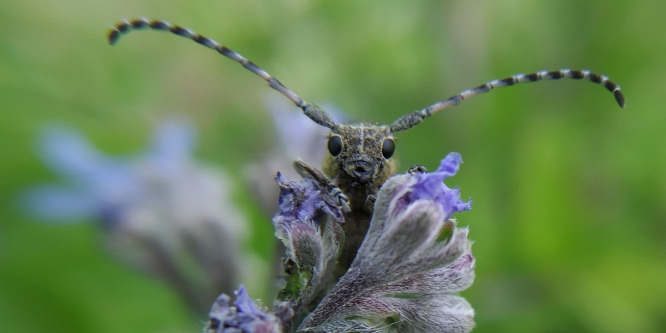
top-left (1, 0), bottom-right (664, 332)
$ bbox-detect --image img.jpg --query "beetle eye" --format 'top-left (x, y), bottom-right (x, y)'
top-left (382, 138), bottom-right (395, 159)
top-left (327, 135), bottom-right (343, 156)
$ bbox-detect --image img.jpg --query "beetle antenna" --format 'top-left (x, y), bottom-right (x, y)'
top-left (390, 69), bottom-right (625, 132)
top-left (108, 18), bottom-right (336, 129)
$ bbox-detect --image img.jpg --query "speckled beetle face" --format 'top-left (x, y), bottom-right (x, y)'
top-left (324, 124), bottom-right (395, 185)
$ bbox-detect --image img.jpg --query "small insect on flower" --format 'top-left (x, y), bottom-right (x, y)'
top-left (107, 17), bottom-right (626, 275)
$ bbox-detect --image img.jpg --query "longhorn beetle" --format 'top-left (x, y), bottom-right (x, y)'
top-left (108, 18), bottom-right (626, 273)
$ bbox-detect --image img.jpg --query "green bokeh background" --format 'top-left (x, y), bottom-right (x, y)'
top-left (1, 0), bottom-right (664, 332)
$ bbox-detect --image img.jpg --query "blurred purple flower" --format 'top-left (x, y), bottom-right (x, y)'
top-left (21, 118), bottom-right (248, 313)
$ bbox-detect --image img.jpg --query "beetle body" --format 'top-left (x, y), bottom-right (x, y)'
top-left (108, 17), bottom-right (625, 275)
top-left (322, 123), bottom-right (396, 269)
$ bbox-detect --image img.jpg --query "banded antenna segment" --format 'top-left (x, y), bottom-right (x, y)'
top-left (108, 18), bottom-right (336, 129)
top-left (390, 69), bottom-right (626, 132)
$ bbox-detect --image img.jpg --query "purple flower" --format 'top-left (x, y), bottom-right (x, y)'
top-left (21, 118), bottom-right (248, 313)
top-left (207, 285), bottom-right (292, 333)
top-left (406, 153), bottom-right (472, 220)
top-left (299, 152), bottom-right (475, 332)
top-left (273, 173), bottom-right (345, 234)
top-left (272, 173), bottom-right (345, 308)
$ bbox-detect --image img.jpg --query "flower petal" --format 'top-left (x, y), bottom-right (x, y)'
top-left (20, 185), bottom-right (98, 222)
top-left (148, 117), bottom-right (196, 173)
top-left (356, 200), bottom-right (447, 280)
top-left (359, 294), bottom-right (475, 333)
top-left (406, 152), bottom-right (472, 221)
top-left (378, 242), bottom-right (475, 295)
